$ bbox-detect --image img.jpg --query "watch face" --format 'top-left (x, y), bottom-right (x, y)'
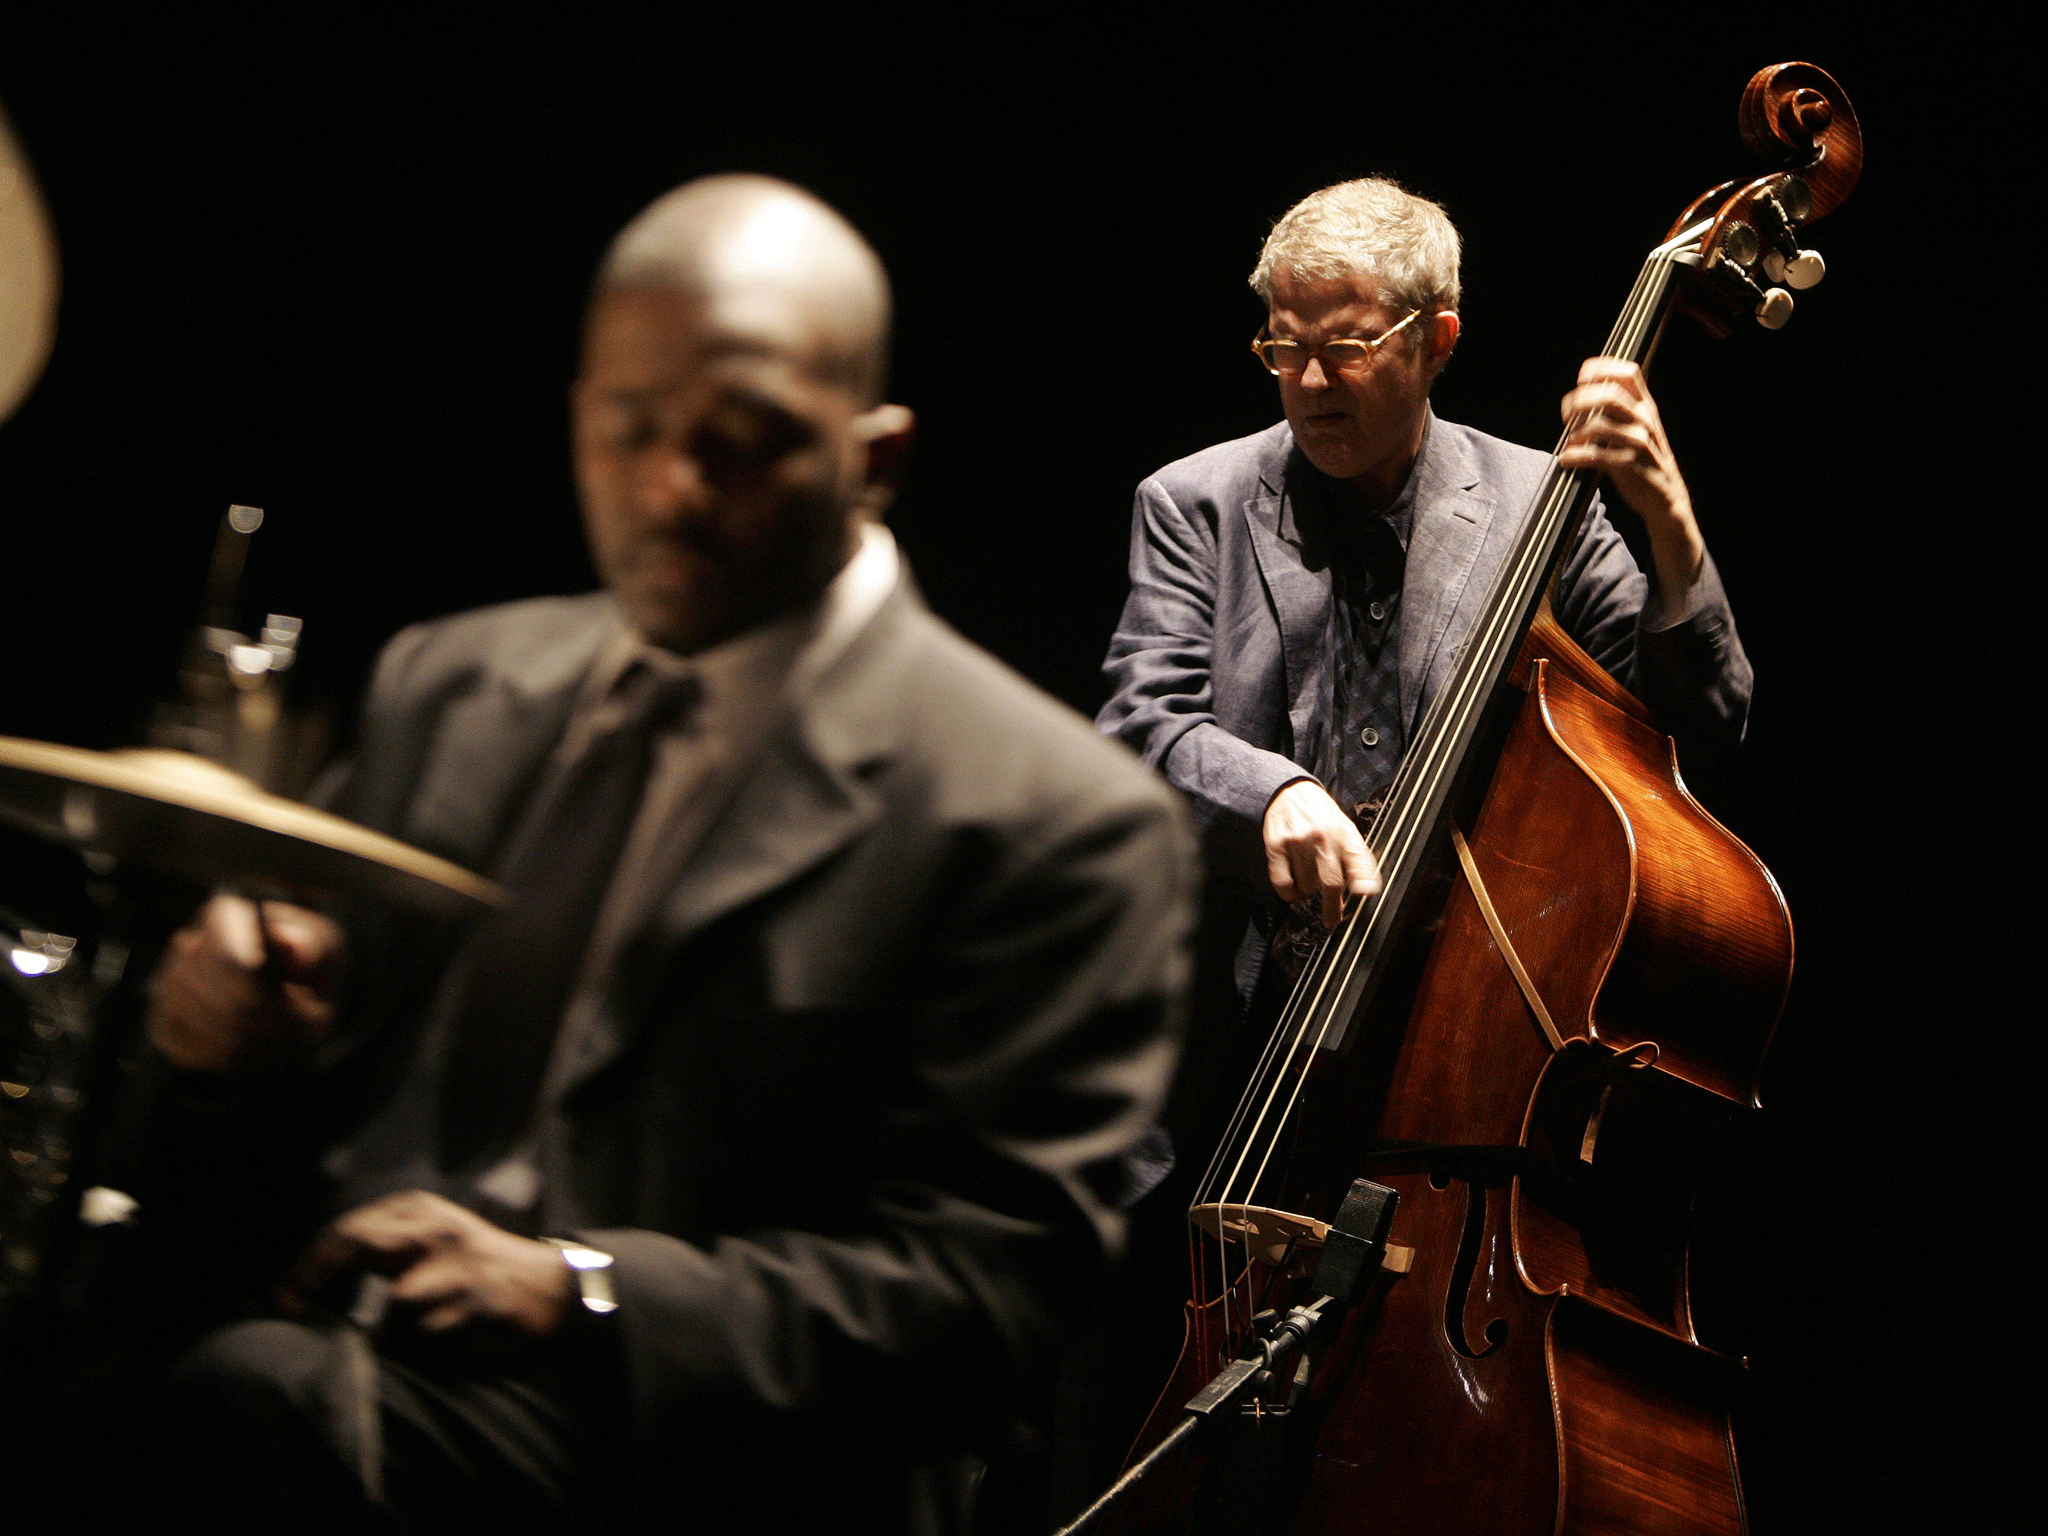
top-left (546, 1238), bottom-right (619, 1314)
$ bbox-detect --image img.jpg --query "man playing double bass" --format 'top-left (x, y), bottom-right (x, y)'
top-left (1096, 173), bottom-right (1753, 1215)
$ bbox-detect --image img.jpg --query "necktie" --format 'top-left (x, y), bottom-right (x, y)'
top-left (436, 664), bottom-right (698, 1174)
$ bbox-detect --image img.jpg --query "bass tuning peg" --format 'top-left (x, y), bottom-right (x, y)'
top-left (1763, 247), bottom-right (1825, 290)
top-left (1755, 287), bottom-right (1795, 330)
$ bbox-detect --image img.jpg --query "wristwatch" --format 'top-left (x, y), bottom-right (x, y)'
top-left (544, 1237), bottom-right (618, 1315)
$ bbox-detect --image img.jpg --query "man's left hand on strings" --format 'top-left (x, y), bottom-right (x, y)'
top-left (1559, 357), bottom-right (1706, 606)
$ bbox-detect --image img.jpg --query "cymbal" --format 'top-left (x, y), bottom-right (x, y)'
top-left (0, 101), bottom-right (58, 427)
top-left (0, 739), bottom-right (504, 920)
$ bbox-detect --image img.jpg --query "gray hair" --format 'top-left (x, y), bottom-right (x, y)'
top-left (596, 174), bottom-right (892, 403)
top-left (1248, 177), bottom-right (1462, 321)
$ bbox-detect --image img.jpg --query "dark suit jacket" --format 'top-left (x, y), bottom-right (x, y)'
top-left (158, 573), bottom-right (1194, 1529)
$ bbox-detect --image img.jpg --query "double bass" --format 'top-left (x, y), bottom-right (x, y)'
top-left (1100, 63), bottom-right (1858, 1536)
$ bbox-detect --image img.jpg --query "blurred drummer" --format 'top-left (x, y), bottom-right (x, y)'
top-left (125, 175), bottom-right (1193, 1535)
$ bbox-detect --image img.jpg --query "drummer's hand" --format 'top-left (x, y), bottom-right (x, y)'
top-left (1558, 358), bottom-right (1705, 603)
top-left (280, 1191), bottom-right (573, 1342)
top-left (147, 894), bottom-right (343, 1074)
top-left (1263, 779), bottom-right (1381, 929)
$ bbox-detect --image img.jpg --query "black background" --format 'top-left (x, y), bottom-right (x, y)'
top-left (0, 16), bottom-right (2021, 1532)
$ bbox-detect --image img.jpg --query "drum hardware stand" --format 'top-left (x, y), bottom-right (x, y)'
top-left (0, 862), bottom-right (182, 1330)
top-left (3, 505), bottom-right (308, 1367)
top-left (147, 503), bottom-right (321, 795)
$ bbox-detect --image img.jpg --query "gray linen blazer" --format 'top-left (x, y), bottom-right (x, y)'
top-left (154, 574), bottom-right (1195, 1529)
top-left (1097, 414), bottom-right (1752, 875)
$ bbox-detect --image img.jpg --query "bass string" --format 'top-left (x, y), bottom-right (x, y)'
top-left (1196, 239), bottom-right (1690, 1238)
top-left (1191, 891), bottom-right (1341, 1202)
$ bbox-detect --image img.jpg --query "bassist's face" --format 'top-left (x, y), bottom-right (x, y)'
top-left (1265, 266), bottom-right (1452, 508)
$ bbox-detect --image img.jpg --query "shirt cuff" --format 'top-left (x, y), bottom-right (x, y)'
top-left (1644, 547), bottom-right (1731, 633)
top-left (1645, 569), bottom-right (1706, 630)
top-left (1161, 723), bottom-right (1322, 826)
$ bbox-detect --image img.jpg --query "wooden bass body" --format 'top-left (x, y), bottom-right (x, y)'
top-left (1276, 611), bottom-right (1792, 1534)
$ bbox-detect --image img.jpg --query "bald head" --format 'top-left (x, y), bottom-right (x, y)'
top-left (572, 177), bottom-right (916, 654)
top-left (596, 175), bottom-right (891, 403)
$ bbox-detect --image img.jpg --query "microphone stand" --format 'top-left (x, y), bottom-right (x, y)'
top-left (1051, 1177), bottom-right (1401, 1536)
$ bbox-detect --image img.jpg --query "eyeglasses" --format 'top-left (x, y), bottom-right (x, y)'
top-left (1251, 307), bottom-right (1427, 378)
